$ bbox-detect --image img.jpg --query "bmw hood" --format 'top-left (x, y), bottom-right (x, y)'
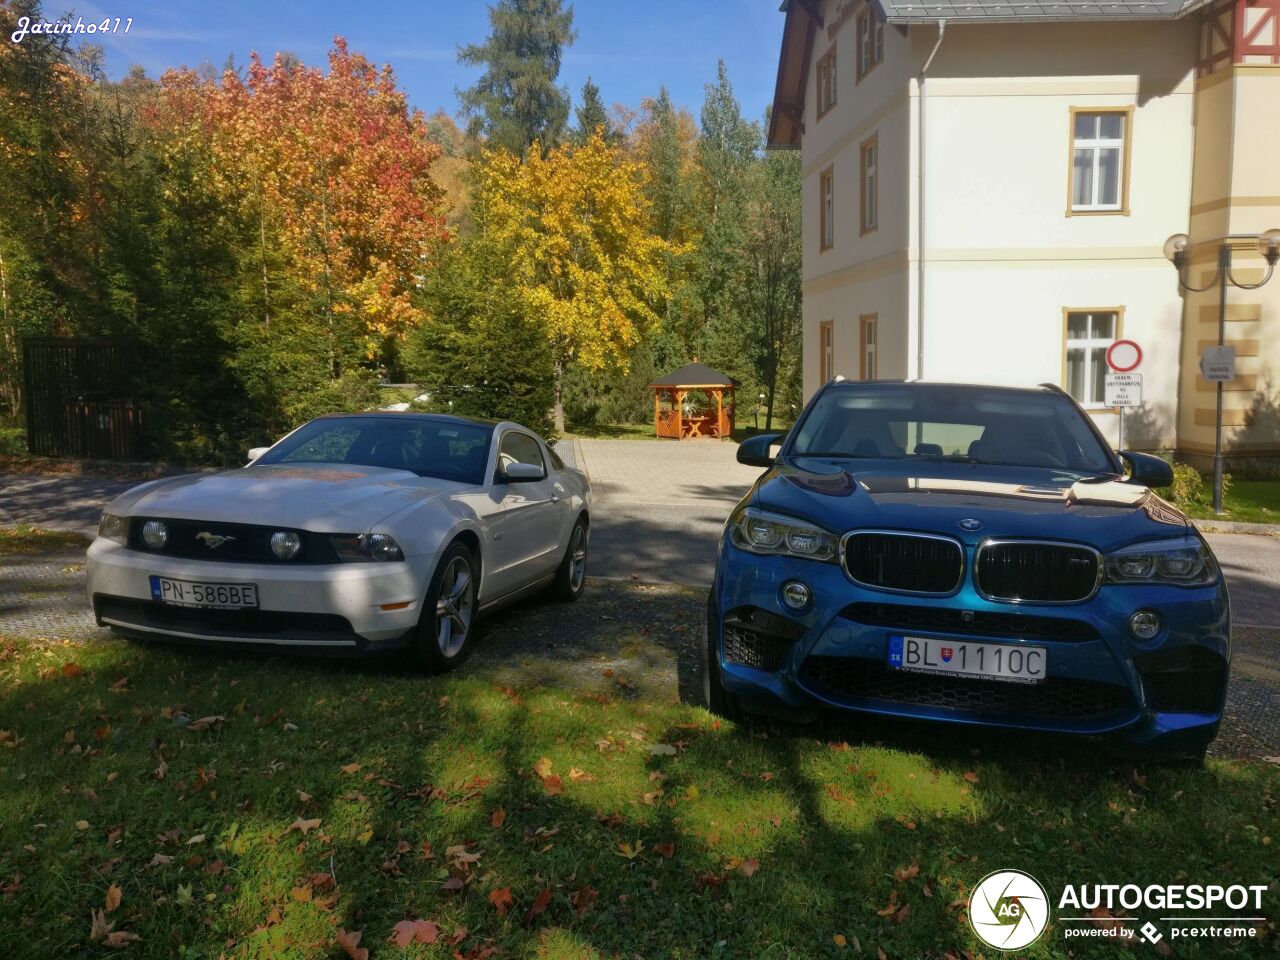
top-left (751, 460), bottom-right (1191, 552)
top-left (106, 464), bottom-right (463, 533)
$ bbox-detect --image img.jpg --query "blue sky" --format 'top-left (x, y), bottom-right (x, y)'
top-left (48, 0), bottom-right (785, 123)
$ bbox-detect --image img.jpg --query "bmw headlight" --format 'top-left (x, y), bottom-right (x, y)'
top-left (730, 507), bottom-right (837, 562)
top-left (98, 512), bottom-right (128, 545)
top-left (1104, 537), bottom-right (1218, 585)
top-left (331, 533), bottom-right (405, 562)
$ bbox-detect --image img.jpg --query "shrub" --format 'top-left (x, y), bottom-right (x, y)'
top-left (1167, 463), bottom-right (1205, 507)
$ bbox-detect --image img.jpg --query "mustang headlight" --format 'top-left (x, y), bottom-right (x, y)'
top-left (331, 533), bottom-right (405, 562)
top-left (98, 512), bottom-right (128, 545)
top-left (270, 531), bottom-right (302, 560)
top-left (730, 507), bottom-right (837, 562)
top-left (141, 520), bottom-right (169, 550)
top-left (1104, 537), bottom-right (1218, 586)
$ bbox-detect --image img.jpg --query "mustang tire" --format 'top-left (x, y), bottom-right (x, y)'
top-left (551, 516), bottom-right (589, 601)
top-left (414, 541), bottom-right (480, 673)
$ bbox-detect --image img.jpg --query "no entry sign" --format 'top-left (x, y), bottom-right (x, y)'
top-left (1106, 339), bottom-right (1142, 373)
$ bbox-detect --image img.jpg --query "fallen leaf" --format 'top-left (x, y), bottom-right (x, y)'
top-left (104, 931), bottom-right (141, 948)
top-left (184, 715), bottom-right (224, 733)
top-left (390, 919), bottom-right (440, 947)
top-left (341, 762), bottom-right (362, 774)
top-left (104, 883), bottom-right (122, 913)
top-left (542, 775), bottom-right (564, 796)
top-left (75, 820), bottom-right (90, 831)
top-left (833, 934), bottom-right (848, 948)
top-left (147, 854), bottom-right (171, 868)
top-left (336, 928), bottom-right (368, 960)
top-left (963, 771), bottom-right (979, 784)
top-left (489, 808), bottom-right (506, 829)
top-left (175, 884), bottom-right (193, 905)
top-left (286, 817), bottom-right (321, 835)
top-left (89, 908), bottom-right (112, 942)
top-left (290, 885), bottom-right (313, 902)
top-left (653, 841), bottom-right (676, 859)
top-left (62, 662), bottom-right (84, 679)
top-left (532, 757), bottom-right (554, 779)
top-left (572, 886), bottom-right (598, 913)
top-left (185, 834), bottom-right (205, 845)
top-left (648, 743), bottom-right (677, 756)
top-left (894, 860), bottom-right (920, 882)
top-left (524, 887), bottom-right (552, 924)
top-left (265, 906), bottom-right (282, 925)
top-left (488, 887), bottom-right (514, 917)
top-left (737, 858), bottom-right (760, 878)
top-left (568, 768), bottom-right (595, 783)
top-left (298, 791), bottom-right (312, 803)
top-left (615, 840), bottom-right (644, 860)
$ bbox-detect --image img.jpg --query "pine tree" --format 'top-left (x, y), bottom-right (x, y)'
top-left (457, 0), bottom-right (577, 155)
top-left (572, 76), bottom-right (613, 144)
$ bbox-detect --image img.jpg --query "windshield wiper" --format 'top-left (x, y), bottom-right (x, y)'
top-left (913, 454), bottom-right (981, 464)
top-left (790, 452), bottom-right (885, 460)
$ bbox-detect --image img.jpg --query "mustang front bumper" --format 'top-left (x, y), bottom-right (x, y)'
top-left (709, 543), bottom-right (1231, 755)
top-left (87, 539), bottom-right (438, 651)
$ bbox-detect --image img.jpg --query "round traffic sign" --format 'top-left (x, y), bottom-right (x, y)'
top-left (1106, 339), bottom-right (1142, 372)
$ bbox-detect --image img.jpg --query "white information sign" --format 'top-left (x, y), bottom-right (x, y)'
top-left (1200, 345), bottom-right (1236, 382)
top-left (1104, 372), bottom-right (1142, 408)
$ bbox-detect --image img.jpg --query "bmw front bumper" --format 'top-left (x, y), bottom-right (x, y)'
top-left (87, 539), bottom-right (438, 652)
top-left (709, 542), bottom-right (1230, 755)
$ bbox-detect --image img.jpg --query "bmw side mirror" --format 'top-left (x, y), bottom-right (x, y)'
top-left (1119, 451), bottom-right (1173, 489)
top-left (247, 446), bottom-right (269, 463)
top-left (502, 462), bottom-right (546, 483)
top-left (738, 432), bottom-right (782, 468)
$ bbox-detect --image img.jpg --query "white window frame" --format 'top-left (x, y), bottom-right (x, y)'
top-left (1064, 309), bottom-right (1119, 409)
top-left (1070, 111), bottom-right (1127, 213)
top-left (816, 45), bottom-right (837, 118)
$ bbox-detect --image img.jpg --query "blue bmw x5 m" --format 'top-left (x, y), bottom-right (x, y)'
top-left (706, 380), bottom-right (1229, 761)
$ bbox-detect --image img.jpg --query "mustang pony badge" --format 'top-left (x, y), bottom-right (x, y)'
top-left (195, 532), bottom-right (234, 550)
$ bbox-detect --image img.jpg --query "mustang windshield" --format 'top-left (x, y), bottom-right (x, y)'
top-left (790, 384), bottom-right (1115, 474)
top-left (256, 417), bottom-right (493, 484)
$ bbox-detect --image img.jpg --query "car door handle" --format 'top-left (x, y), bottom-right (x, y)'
top-left (552, 494), bottom-right (560, 502)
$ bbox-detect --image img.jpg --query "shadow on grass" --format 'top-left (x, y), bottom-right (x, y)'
top-left (1, 635), bottom-right (1277, 959)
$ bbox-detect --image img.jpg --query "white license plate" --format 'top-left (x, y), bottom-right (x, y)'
top-left (149, 576), bottom-right (259, 610)
top-left (887, 635), bottom-right (1046, 685)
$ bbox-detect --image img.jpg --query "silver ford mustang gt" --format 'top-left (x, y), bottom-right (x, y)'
top-left (86, 413), bottom-right (591, 670)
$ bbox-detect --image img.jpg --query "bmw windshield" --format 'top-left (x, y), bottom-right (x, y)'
top-left (788, 383), bottom-right (1117, 475)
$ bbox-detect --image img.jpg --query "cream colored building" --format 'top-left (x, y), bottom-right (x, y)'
top-left (768, 0), bottom-right (1280, 463)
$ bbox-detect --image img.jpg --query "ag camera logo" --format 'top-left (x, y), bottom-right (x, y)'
top-left (969, 869), bottom-right (1050, 950)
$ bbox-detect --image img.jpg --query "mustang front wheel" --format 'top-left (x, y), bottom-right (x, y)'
top-left (415, 542), bottom-right (478, 672)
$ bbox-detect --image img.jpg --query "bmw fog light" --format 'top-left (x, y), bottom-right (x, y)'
top-left (270, 531), bottom-right (302, 560)
top-left (781, 580), bottom-right (811, 610)
top-left (1129, 609), bottom-right (1161, 640)
top-left (141, 520), bottom-right (168, 550)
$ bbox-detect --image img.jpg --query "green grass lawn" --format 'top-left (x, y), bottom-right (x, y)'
top-left (1181, 480), bottom-right (1280, 526)
top-left (0, 524), bottom-right (92, 556)
top-left (0, 635), bottom-right (1275, 958)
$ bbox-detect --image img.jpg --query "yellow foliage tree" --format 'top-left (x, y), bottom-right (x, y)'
top-left (473, 132), bottom-right (670, 431)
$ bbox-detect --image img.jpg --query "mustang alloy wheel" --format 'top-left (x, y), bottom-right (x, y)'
top-left (416, 541), bottom-right (479, 672)
top-left (551, 516), bottom-right (589, 601)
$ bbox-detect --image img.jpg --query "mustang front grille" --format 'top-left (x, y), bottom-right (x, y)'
top-left (840, 602), bottom-right (1099, 643)
top-left (800, 657), bottom-right (1133, 722)
top-left (975, 540), bottom-right (1100, 604)
top-left (841, 531), bottom-right (963, 595)
top-left (94, 596), bottom-right (358, 643)
top-left (127, 518), bottom-right (338, 564)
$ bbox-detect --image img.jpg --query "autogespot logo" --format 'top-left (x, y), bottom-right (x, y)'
top-left (969, 869), bottom-right (1050, 950)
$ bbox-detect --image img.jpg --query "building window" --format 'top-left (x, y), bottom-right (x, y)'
top-left (820, 320), bottom-right (834, 382)
top-left (816, 45), bottom-right (837, 119)
top-left (1069, 109), bottom-right (1130, 214)
top-left (1064, 309), bottom-right (1120, 407)
top-left (860, 136), bottom-right (877, 235)
top-left (856, 5), bottom-right (884, 81)
top-left (820, 166), bottom-right (834, 251)
top-left (860, 314), bottom-right (877, 380)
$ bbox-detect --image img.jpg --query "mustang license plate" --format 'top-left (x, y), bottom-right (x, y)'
top-left (887, 635), bottom-right (1046, 684)
top-left (150, 576), bottom-right (259, 610)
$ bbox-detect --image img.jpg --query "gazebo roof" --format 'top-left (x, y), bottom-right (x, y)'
top-left (650, 362), bottom-right (736, 388)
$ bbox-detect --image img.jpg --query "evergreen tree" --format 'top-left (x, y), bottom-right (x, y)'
top-left (572, 76), bottom-right (613, 144)
top-left (457, 0), bottom-right (577, 155)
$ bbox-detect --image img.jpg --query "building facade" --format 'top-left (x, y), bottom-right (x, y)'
top-left (769, 0), bottom-right (1280, 462)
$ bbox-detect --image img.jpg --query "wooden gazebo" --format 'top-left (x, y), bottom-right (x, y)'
top-left (651, 362), bottom-right (736, 440)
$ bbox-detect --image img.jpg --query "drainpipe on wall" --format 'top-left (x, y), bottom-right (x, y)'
top-left (916, 19), bottom-right (946, 381)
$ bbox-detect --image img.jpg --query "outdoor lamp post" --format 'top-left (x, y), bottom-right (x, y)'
top-left (1163, 229), bottom-right (1280, 515)
top-left (755, 391), bottom-right (765, 430)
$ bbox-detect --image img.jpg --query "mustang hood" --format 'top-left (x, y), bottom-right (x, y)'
top-left (106, 464), bottom-right (463, 533)
top-left (753, 460), bottom-right (1190, 551)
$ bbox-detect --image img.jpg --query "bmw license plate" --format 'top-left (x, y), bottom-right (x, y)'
top-left (150, 576), bottom-right (259, 610)
top-left (887, 635), bottom-right (1046, 684)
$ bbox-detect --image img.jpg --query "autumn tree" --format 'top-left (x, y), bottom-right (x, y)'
top-left (458, 0), bottom-right (576, 155)
top-left (471, 133), bottom-right (670, 432)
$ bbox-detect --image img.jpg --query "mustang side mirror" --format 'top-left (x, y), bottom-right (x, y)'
top-left (247, 446), bottom-right (270, 463)
top-left (1119, 451), bottom-right (1173, 489)
top-left (502, 462), bottom-right (546, 483)
top-left (738, 433), bottom-right (782, 468)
